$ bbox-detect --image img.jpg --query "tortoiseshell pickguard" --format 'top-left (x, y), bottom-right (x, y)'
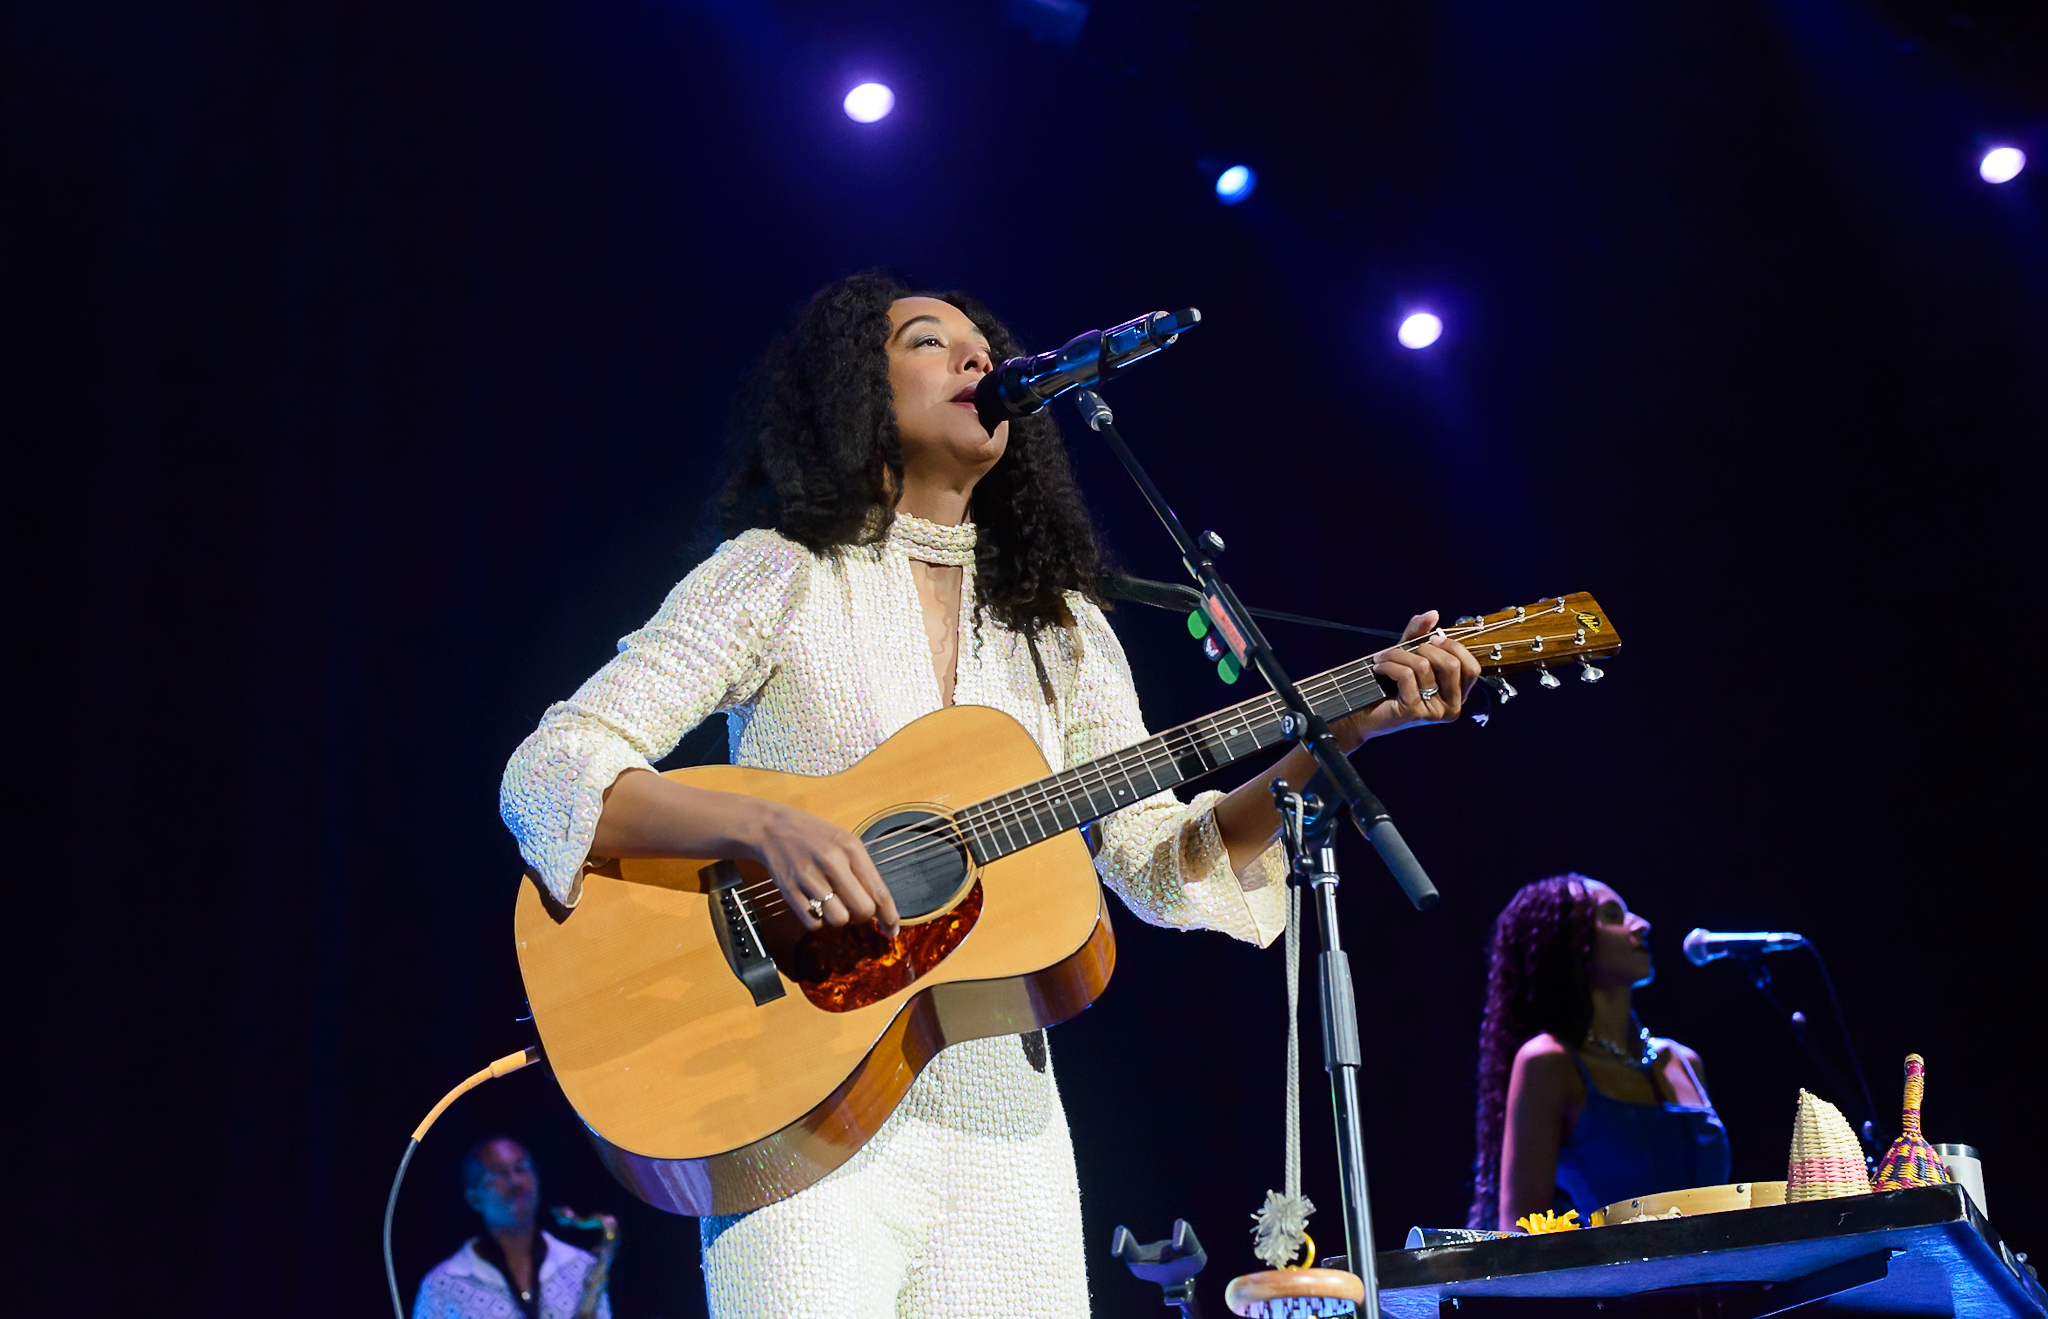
top-left (790, 881), bottom-right (984, 1012)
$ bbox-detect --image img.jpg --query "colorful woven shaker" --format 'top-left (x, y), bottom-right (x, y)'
top-left (1871, 1054), bottom-right (1954, 1192)
top-left (1786, 1089), bottom-right (1871, 1202)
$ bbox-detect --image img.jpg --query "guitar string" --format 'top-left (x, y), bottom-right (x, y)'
top-left (729, 610), bottom-right (1601, 911)
top-left (791, 611), bottom-right (1471, 875)
top-left (729, 610), bottom-right (1599, 911)
top-left (728, 682), bottom-right (1338, 914)
top-left (742, 637), bottom-right (1371, 886)
top-left (922, 603), bottom-right (1570, 865)
top-left (731, 651), bottom-right (1381, 907)
top-left (792, 608), bottom-right (1585, 877)
top-left (730, 611), bottom-right (1600, 911)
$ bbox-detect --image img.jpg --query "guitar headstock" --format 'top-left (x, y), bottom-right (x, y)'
top-left (1449, 592), bottom-right (1619, 692)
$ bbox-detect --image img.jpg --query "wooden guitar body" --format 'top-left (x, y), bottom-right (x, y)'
top-left (513, 704), bottom-right (1114, 1218)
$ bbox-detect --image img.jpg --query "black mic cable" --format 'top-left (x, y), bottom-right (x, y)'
top-left (1097, 573), bottom-right (1406, 640)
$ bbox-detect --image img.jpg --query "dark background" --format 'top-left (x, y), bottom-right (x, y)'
top-left (8, 1), bottom-right (2046, 1315)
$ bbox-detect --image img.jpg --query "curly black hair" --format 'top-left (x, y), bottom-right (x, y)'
top-left (717, 270), bottom-right (1103, 635)
top-left (1467, 874), bottom-right (1599, 1229)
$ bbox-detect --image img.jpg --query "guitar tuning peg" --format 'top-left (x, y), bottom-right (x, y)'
top-left (1537, 665), bottom-right (1561, 690)
top-left (1484, 674), bottom-right (1517, 704)
top-left (1579, 657), bottom-right (1604, 683)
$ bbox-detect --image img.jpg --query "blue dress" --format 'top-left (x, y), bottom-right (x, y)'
top-left (1553, 1050), bottom-right (1731, 1219)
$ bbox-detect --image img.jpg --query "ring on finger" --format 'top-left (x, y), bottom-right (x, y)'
top-left (1419, 686), bottom-right (1440, 701)
top-left (806, 895), bottom-right (829, 918)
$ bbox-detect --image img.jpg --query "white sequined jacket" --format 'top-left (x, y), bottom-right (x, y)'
top-left (500, 515), bottom-right (1286, 947)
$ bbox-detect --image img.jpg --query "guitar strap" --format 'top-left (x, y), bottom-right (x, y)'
top-left (1025, 629), bottom-right (1059, 706)
top-left (1030, 612), bottom-right (1106, 858)
top-left (1025, 600), bottom-right (1083, 708)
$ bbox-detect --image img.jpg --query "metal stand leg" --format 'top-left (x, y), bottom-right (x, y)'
top-left (1748, 962), bottom-right (1878, 1150)
top-left (1280, 783), bottom-right (1382, 1319)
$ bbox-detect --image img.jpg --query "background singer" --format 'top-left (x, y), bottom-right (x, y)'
top-left (1469, 874), bottom-right (1730, 1231)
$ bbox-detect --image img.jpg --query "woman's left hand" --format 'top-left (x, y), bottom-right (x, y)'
top-left (1330, 610), bottom-right (1482, 749)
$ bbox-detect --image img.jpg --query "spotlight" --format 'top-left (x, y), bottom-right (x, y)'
top-left (1397, 313), bottom-right (1443, 350)
top-left (843, 83), bottom-right (896, 124)
top-left (1979, 146), bottom-right (2026, 184)
top-left (1214, 165), bottom-right (1257, 204)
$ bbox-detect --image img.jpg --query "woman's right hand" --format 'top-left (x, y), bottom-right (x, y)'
top-left (593, 770), bottom-right (901, 937)
top-left (749, 800), bottom-right (901, 937)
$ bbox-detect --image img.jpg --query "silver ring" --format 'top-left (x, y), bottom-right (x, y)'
top-left (806, 896), bottom-right (828, 918)
top-left (1419, 686), bottom-right (1440, 701)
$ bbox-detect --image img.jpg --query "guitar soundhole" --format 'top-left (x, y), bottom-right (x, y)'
top-left (784, 810), bottom-right (981, 1014)
top-left (863, 810), bottom-right (971, 920)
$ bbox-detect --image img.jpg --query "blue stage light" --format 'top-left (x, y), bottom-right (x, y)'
top-left (1979, 146), bottom-right (2026, 184)
top-left (1215, 165), bottom-right (1256, 204)
top-left (1397, 313), bottom-right (1443, 350)
top-left (843, 83), bottom-right (896, 124)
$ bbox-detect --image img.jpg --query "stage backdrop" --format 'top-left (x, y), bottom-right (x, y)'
top-left (10, 1), bottom-right (2045, 1315)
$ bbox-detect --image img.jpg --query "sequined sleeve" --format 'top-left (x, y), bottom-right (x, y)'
top-left (1058, 598), bottom-right (1288, 947)
top-left (499, 530), bottom-right (808, 905)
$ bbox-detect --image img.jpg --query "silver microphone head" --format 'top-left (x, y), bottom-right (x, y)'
top-left (1684, 928), bottom-right (1808, 965)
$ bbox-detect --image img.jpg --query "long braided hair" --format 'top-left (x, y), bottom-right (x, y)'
top-left (717, 270), bottom-right (1102, 635)
top-left (1467, 874), bottom-right (1599, 1228)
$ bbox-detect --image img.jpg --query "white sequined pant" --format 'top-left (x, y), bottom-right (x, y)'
top-left (700, 1033), bottom-right (1090, 1318)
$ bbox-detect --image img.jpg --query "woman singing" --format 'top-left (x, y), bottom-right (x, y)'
top-left (500, 272), bottom-right (1478, 1317)
top-left (1468, 874), bottom-right (1731, 1231)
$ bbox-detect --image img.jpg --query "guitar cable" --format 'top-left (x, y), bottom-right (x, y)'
top-left (383, 1045), bottom-right (546, 1319)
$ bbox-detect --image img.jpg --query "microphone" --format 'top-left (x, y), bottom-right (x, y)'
top-left (1683, 928), bottom-right (1809, 966)
top-left (975, 308), bottom-right (1200, 433)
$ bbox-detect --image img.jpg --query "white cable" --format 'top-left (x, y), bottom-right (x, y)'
top-left (1251, 859), bottom-right (1316, 1269)
top-left (1284, 882), bottom-right (1302, 1204)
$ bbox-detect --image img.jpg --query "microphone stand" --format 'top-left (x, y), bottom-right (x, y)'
top-left (1073, 388), bottom-right (1437, 1316)
top-left (1073, 390), bottom-right (1439, 913)
top-left (1275, 776), bottom-right (1382, 1319)
top-left (1740, 955), bottom-right (1881, 1150)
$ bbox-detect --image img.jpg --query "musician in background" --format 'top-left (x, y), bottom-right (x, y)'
top-left (1469, 874), bottom-right (1730, 1230)
top-left (499, 271), bottom-right (1478, 1317)
top-left (413, 1137), bottom-right (612, 1319)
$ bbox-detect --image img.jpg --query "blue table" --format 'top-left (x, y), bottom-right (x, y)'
top-left (1373, 1186), bottom-right (2042, 1317)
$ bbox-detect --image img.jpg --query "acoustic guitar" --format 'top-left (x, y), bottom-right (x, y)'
top-left (512, 593), bottom-right (1620, 1216)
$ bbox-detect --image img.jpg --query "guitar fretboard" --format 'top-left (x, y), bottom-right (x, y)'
top-left (954, 653), bottom-right (1388, 864)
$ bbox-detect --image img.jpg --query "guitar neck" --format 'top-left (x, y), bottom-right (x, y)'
top-left (957, 654), bottom-right (1387, 864)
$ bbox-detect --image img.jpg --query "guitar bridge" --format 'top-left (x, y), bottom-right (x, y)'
top-left (701, 860), bottom-right (786, 1007)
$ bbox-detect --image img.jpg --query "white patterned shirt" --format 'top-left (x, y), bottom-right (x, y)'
top-left (412, 1232), bottom-right (611, 1319)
